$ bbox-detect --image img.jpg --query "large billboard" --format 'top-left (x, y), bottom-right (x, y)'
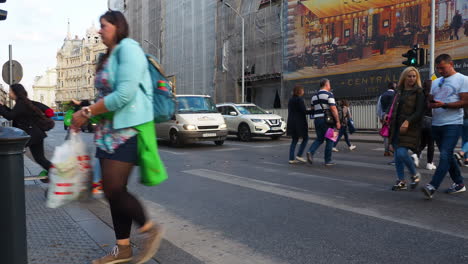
top-left (283, 0), bottom-right (468, 100)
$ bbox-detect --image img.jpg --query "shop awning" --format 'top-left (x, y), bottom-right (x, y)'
top-left (300, 0), bottom-right (422, 19)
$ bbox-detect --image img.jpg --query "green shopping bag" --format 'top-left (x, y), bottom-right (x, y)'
top-left (134, 121), bottom-right (168, 186)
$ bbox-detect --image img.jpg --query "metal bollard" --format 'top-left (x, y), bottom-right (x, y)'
top-left (0, 127), bottom-right (30, 264)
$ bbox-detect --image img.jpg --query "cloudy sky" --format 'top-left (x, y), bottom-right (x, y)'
top-left (0, 0), bottom-right (108, 95)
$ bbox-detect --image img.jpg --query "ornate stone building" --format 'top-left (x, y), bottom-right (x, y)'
top-left (32, 68), bottom-right (57, 109)
top-left (55, 22), bottom-right (106, 109)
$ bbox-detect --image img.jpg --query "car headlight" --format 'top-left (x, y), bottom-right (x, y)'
top-left (219, 123), bottom-right (227, 129)
top-left (183, 124), bottom-right (197, 130)
top-left (251, 119), bottom-right (264, 123)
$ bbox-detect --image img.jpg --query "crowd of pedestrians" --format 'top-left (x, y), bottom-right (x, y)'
top-left (287, 53), bottom-right (468, 200)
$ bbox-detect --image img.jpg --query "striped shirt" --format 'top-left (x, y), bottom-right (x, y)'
top-left (311, 90), bottom-right (336, 118)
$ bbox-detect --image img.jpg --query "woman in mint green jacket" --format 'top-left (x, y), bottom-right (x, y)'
top-left (72, 11), bottom-right (163, 264)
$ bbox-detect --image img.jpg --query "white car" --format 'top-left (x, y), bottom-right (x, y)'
top-left (156, 95), bottom-right (228, 146)
top-left (216, 103), bottom-right (286, 141)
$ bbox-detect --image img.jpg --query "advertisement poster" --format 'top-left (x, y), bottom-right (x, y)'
top-left (283, 0), bottom-right (468, 100)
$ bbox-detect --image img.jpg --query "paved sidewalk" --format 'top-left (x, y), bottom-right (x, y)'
top-left (24, 156), bottom-right (159, 264)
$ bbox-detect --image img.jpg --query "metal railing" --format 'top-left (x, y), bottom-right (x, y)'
top-left (266, 100), bottom-right (380, 130)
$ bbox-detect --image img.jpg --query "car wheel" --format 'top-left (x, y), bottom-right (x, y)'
top-left (169, 129), bottom-right (182, 147)
top-left (238, 124), bottom-right (251, 142)
top-left (270, 135), bottom-right (281, 140)
top-left (214, 140), bottom-right (224, 146)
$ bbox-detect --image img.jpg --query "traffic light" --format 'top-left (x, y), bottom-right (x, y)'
top-left (402, 48), bottom-right (418, 66)
top-left (0, 0), bottom-right (7, 21)
top-left (418, 48), bottom-right (427, 67)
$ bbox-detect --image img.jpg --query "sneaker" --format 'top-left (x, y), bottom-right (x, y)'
top-left (421, 184), bottom-right (436, 199)
top-left (446, 183), bottom-right (466, 194)
top-left (454, 153), bottom-right (464, 167)
top-left (92, 244), bottom-right (132, 264)
top-left (464, 160), bottom-right (468, 167)
top-left (387, 161), bottom-right (396, 166)
top-left (296, 156), bottom-right (307, 163)
top-left (92, 182), bottom-right (104, 195)
top-left (426, 163), bottom-right (437, 170)
top-left (306, 152), bottom-right (313, 164)
top-left (332, 147), bottom-right (339, 152)
top-left (411, 154), bottom-right (419, 168)
top-left (349, 145), bottom-right (356, 150)
top-left (288, 160), bottom-right (300, 164)
top-left (325, 162), bottom-right (336, 166)
top-left (133, 223), bottom-right (164, 264)
top-left (410, 173), bottom-right (421, 190)
top-left (392, 180), bottom-right (407, 191)
top-left (384, 151), bottom-right (392, 157)
top-left (38, 170), bottom-right (49, 183)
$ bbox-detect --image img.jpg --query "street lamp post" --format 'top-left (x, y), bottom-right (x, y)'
top-left (221, 0), bottom-right (245, 103)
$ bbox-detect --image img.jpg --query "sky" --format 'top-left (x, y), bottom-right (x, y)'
top-left (0, 0), bottom-right (108, 96)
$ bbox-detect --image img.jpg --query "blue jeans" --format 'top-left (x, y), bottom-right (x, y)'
top-left (394, 146), bottom-right (417, 181)
top-left (333, 126), bottom-right (351, 147)
top-left (289, 136), bottom-right (309, 160)
top-left (308, 118), bottom-right (334, 163)
top-left (430, 125), bottom-right (464, 189)
top-left (462, 119), bottom-right (468, 158)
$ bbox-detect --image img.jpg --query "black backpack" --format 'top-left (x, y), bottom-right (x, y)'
top-left (32, 101), bottom-right (55, 131)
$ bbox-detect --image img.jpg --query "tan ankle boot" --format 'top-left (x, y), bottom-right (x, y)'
top-left (92, 244), bottom-right (132, 264)
top-left (133, 224), bottom-right (164, 264)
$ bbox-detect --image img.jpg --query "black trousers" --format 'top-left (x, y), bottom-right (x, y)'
top-left (29, 138), bottom-right (52, 172)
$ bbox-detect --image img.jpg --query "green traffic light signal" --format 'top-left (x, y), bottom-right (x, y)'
top-left (402, 49), bottom-right (418, 66)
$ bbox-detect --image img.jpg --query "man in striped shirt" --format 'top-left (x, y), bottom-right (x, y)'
top-left (306, 78), bottom-right (341, 166)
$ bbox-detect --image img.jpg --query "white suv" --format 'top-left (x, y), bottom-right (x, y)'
top-left (216, 103), bottom-right (286, 141)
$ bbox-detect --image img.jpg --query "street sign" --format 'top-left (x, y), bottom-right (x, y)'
top-left (2, 60), bottom-right (23, 85)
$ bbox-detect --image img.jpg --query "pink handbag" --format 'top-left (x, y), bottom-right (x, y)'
top-left (379, 95), bottom-right (398, 137)
top-left (325, 128), bottom-right (339, 142)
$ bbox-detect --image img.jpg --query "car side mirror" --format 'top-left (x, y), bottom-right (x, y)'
top-left (229, 111), bottom-right (238, 116)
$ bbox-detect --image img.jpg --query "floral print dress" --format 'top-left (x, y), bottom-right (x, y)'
top-left (94, 60), bottom-right (138, 154)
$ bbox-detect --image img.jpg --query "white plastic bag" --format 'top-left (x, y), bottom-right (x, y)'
top-left (46, 133), bottom-right (93, 208)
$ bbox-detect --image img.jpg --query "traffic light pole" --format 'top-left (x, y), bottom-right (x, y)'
top-left (429, 0), bottom-right (436, 79)
top-left (9, 44), bottom-right (12, 106)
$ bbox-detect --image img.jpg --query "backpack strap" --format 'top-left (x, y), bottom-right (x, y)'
top-left (147, 55), bottom-right (166, 77)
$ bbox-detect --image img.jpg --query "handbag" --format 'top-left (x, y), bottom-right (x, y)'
top-left (325, 127), bottom-right (339, 142)
top-left (379, 94), bottom-right (398, 137)
top-left (348, 118), bottom-right (356, 134)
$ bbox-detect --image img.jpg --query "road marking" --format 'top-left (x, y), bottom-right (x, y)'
top-left (159, 149), bottom-right (188, 155)
top-left (182, 169), bottom-right (468, 240)
top-left (141, 199), bottom-right (282, 264)
top-left (212, 148), bottom-right (242, 152)
top-left (226, 142), bottom-right (290, 148)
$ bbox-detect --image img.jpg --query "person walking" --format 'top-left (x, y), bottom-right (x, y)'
top-left (378, 82), bottom-right (396, 156)
top-left (450, 10), bottom-right (463, 40)
top-left (287, 85), bottom-right (313, 164)
top-left (0, 83), bottom-right (53, 181)
top-left (306, 78), bottom-right (341, 166)
top-left (71, 11), bottom-right (163, 264)
top-left (332, 100), bottom-right (356, 152)
top-left (388, 67), bottom-right (425, 191)
top-left (422, 54), bottom-right (468, 199)
top-left (413, 80), bottom-right (436, 170)
top-left (453, 107), bottom-right (468, 167)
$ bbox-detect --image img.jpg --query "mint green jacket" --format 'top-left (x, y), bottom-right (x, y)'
top-left (103, 38), bottom-right (153, 129)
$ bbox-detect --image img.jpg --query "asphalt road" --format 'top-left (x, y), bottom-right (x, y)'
top-left (43, 122), bottom-right (468, 264)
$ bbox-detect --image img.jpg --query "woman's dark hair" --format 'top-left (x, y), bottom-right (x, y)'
top-left (293, 85), bottom-right (304, 96)
top-left (96, 10), bottom-right (129, 72)
top-left (10, 83), bottom-right (45, 118)
top-left (341, 99), bottom-right (349, 107)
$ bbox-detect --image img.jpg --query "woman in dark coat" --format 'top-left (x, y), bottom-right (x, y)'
top-left (388, 66), bottom-right (425, 190)
top-left (287, 85), bottom-right (313, 164)
top-left (0, 83), bottom-right (52, 180)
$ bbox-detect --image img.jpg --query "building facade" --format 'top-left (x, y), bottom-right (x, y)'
top-left (55, 22), bottom-right (107, 109)
top-left (112, 0), bottom-right (283, 108)
top-left (0, 85), bottom-right (7, 106)
top-left (32, 68), bottom-right (57, 109)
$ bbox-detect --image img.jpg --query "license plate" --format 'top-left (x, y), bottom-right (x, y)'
top-left (272, 127), bottom-right (282, 131)
top-left (203, 133), bottom-right (217, 137)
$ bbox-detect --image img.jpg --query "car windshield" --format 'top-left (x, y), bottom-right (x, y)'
top-left (236, 105), bottom-right (268, 115)
top-left (177, 96), bottom-right (218, 113)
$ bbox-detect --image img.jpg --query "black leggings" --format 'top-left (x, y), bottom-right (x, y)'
top-left (416, 128), bottom-right (435, 164)
top-left (29, 139), bottom-right (52, 171)
top-left (100, 158), bottom-right (147, 240)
